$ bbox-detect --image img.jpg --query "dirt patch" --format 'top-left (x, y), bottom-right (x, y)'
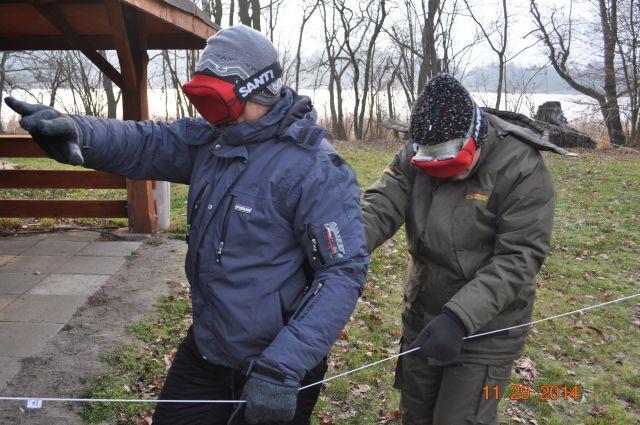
top-left (0, 235), bottom-right (188, 424)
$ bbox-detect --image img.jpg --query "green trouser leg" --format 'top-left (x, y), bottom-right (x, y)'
top-left (395, 350), bottom-right (513, 425)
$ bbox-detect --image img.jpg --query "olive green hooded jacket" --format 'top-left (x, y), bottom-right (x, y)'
top-left (362, 114), bottom-right (573, 364)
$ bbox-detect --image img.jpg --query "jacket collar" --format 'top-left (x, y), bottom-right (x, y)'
top-left (212, 88), bottom-right (325, 152)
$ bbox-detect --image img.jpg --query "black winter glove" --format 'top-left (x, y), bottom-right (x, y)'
top-left (4, 97), bottom-right (83, 165)
top-left (242, 374), bottom-right (298, 424)
top-left (408, 310), bottom-right (467, 362)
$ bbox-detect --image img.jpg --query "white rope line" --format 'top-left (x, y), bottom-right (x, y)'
top-left (298, 347), bottom-right (421, 391)
top-left (0, 397), bottom-right (242, 404)
top-left (300, 292), bottom-right (640, 390)
top-left (463, 292), bottom-right (640, 339)
top-left (1, 292), bottom-right (638, 408)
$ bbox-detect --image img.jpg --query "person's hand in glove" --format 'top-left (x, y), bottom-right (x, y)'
top-left (409, 310), bottom-right (467, 362)
top-left (242, 374), bottom-right (298, 424)
top-left (4, 97), bottom-right (84, 165)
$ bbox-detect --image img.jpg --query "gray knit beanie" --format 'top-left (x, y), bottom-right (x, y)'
top-left (196, 25), bottom-right (283, 105)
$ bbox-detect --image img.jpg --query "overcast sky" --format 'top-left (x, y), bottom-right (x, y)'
top-left (253, 0), bottom-right (597, 69)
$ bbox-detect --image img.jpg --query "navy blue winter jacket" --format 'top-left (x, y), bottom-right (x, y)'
top-left (72, 89), bottom-right (369, 386)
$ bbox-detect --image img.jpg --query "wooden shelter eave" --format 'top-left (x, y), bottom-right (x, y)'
top-left (0, 0), bottom-right (219, 52)
top-left (0, 0), bottom-right (218, 233)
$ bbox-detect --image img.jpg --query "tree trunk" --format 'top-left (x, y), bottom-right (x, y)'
top-left (357, 0), bottom-right (387, 140)
top-left (99, 50), bottom-right (118, 118)
top-left (495, 54), bottom-right (504, 109)
top-left (294, 3), bottom-right (318, 92)
top-left (531, 0), bottom-right (627, 146)
top-left (417, 0), bottom-right (441, 94)
top-left (251, 0), bottom-right (261, 31)
top-left (387, 65), bottom-right (399, 139)
top-left (599, 0), bottom-right (626, 145)
top-left (238, 0), bottom-right (261, 30)
top-left (0, 52), bottom-right (7, 133)
top-left (294, 16), bottom-right (306, 92)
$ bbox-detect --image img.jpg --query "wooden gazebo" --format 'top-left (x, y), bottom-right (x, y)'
top-left (0, 0), bottom-right (218, 233)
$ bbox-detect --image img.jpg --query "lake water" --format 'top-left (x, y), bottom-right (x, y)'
top-left (0, 88), bottom-right (623, 131)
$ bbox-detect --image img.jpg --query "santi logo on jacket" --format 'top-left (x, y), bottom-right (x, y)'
top-left (234, 204), bottom-right (253, 214)
top-left (234, 62), bottom-right (283, 101)
top-left (465, 193), bottom-right (488, 202)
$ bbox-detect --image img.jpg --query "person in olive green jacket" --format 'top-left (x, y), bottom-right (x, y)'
top-left (362, 75), bottom-right (573, 424)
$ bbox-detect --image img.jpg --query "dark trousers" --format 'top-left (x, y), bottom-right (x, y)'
top-left (152, 328), bottom-right (328, 425)
top-left (395, 347), bottom-right (513, 425)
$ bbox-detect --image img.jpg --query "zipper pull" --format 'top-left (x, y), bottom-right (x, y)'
top-left (313, 282), bottom-right (324, 295)
top-left (216, 241), bottom-right (225, 263)
top-left (311, 238), bottom-right (319, 261)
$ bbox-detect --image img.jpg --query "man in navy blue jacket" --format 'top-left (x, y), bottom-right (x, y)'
top-left (5, 25), bottom-right (369, 425)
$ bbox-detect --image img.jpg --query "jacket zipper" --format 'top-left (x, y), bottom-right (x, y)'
top-left (186, 183), bottom-right (210, 243)
top-left (292, 281), bottom-right (324, 320)
top-left (216, 197), bottom-right (235, 264)
top-left (306, 225), bottom-right (326, 265)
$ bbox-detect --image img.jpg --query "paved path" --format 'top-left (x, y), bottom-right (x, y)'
top-left (0, 231), bottom-right (140, 391)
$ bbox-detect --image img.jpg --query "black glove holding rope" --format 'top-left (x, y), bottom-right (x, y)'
top-left (4, 97), bottom-right (84, 166)
top-left (239, 374), bottom-right (298, 424)
top-left (408, 310), bottom-right (468, 362)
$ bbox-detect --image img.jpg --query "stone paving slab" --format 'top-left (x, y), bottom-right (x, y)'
top-left (0, 235), bottom-right (45, 255)
top-left (78, 241), bottom-right (141, 257)
top-left (0, 255), bottom-right (70, 274)
top-left (55, 255), bottom-right (126, 275)
top-left (0, 232), bottom-right (143, 399)
top-left (0, 273), bottom-right (47, 295)
top-left (46, 231), bottom-right (101, 241)
top-left (0, 322), bottom-right (63, 357)
top-left (0, 295), bottom-right (88, 324)
top-left (0, 295), bottom-right (18, 311)
top-left (28, 274), bottom-right (110, 297)
top-left (21, 239), bottom-right (90, 257)
top-left (0, 356), bottom-right (21, 390)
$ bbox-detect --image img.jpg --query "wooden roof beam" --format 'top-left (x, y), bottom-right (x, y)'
top-left (33, 3), bottom-right (124, 88)
top-left (105, 0), bottom-right (137, 90)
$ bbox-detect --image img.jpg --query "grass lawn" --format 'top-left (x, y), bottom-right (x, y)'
top-left (1, 142), bottom-right (638, 424)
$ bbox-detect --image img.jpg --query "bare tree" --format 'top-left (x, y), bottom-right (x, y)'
top-left (334, 0), bottom-right (387, 140)
top-left (264, 0), bottom-right (285, 41)
top-left (99, 51), bottom-right (120, 118)
top-left (530, 0), bottom-right (626, 145)
top-left (63, 51), bottom-right (106, 116)
top-left (616, 0), bottom-right (639, 145)
top-left (201, 0), bottom-right (224, 25)
top-left (320, 0), bottom-right (348, 139)
top-left (294, 0), bottom-right (319, 91)
top-left (417, 0), bottom-right (442, 93)
top-left (358, 0), bottom-right (388, 139)
top-left (0, 52), bottom-right (10, 133)
top-left (238, 0), bottom-right (261, 30)
top-left (386, 0), bottom-right (480, 108)
top-left (463, 0), bottom-right (508, 109)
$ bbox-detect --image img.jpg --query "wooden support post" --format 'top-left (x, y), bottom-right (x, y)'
top-left (117, 5), bottom-right (158, 234)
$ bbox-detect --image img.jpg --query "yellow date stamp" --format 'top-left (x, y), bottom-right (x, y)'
top-left (483, 384), bottom-right (581, 401)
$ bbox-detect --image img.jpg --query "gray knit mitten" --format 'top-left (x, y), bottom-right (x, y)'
top-left (242, 374), bottom-right (297, 424)
top-left (4, 97), bottom-right (83, 165)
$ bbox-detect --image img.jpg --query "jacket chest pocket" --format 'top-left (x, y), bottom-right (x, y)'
top-left (451, 204), bottom-right (496, 281)
top-left (215, 190), bottom-right (288, 264)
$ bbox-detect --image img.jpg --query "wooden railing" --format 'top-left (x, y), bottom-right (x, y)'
top-left (0, 135), bottom-right (128, 219)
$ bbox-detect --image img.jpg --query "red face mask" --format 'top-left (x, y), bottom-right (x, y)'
top-left (411, 105), bottom-right (482, 179)
top-left (182, 74), bottom-right (245, 125)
